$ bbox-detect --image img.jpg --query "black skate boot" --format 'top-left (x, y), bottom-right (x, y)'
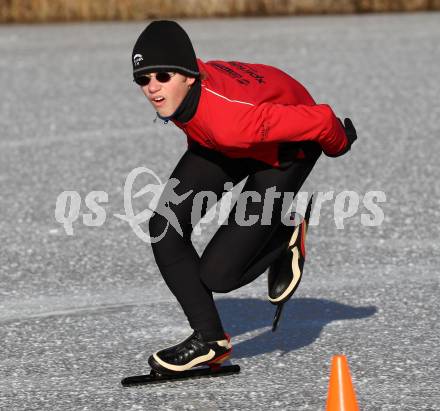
top-left (121, 332), bottom-right (239, 386)
top-left (148, 331), bottom-right (233, 376)
top-left (268, 195), bottom-right (313, 331)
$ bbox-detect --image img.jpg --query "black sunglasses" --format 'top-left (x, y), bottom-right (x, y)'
top-left (133, 72), bottom-right (176, 86)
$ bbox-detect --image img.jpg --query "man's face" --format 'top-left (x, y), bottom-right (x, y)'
top-left (140, 72), bottom-right (195, 117)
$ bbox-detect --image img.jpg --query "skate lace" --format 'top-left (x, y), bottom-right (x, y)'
top-left (187, 339), bottom-right (204, 351)
top-left (174, 339), bottom-right (203, 362)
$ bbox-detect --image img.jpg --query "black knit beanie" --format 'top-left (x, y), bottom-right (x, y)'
top-left (132, 20), bottom-right (200, 78)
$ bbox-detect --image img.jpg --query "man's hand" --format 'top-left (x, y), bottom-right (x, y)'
top-left (341, 117), bottom-right (357, 148)
top-left (327, 117), bottom-right (357, 157)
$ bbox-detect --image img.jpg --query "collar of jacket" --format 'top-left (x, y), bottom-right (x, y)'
top-left (156, 79), bottom-right (201, 124)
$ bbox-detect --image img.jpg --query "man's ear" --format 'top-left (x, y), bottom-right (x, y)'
top-left (186, 76), bottom-right (196, 86)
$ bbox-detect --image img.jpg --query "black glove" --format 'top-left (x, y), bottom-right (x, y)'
top-left (327, 117), bottom-right (357, 157)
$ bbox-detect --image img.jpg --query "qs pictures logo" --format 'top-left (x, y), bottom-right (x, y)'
top-left (54, 167), bottom-right (387, 244)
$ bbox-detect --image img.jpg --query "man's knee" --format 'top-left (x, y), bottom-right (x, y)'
top-left (149, 211), bottom-right (191, 242)
top-left (200, 263), bottom-right (236, 293)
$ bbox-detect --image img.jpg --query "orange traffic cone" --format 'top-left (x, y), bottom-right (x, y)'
top-left (326, 355), bottom-right (360, 411)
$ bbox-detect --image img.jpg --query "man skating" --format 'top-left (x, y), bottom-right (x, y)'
top-left (127, 20), bottom-right (357, 382)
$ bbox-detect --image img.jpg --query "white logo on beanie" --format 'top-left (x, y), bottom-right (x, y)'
top-left (133, 54), bottom-right (143, 66)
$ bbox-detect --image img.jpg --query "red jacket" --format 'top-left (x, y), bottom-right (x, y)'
top-left (173, 59), bottom-right (348, 168)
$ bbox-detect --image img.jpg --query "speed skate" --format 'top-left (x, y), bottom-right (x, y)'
top-left (121, 363), bottom-right (240, 386)
top-left (122, 331), bottom-right (239, 386)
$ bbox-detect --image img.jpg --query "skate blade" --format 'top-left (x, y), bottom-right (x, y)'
top-left (121, 364), bottom-right (240, 386)
top-left (272, 303), bottom-right (284, 332)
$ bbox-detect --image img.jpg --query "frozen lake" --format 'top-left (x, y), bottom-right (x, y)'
top-left (0, 12), bottom-right (439, 410)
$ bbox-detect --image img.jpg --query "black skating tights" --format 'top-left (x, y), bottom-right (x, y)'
top-left (149, 142), bottom-right (321, 341)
